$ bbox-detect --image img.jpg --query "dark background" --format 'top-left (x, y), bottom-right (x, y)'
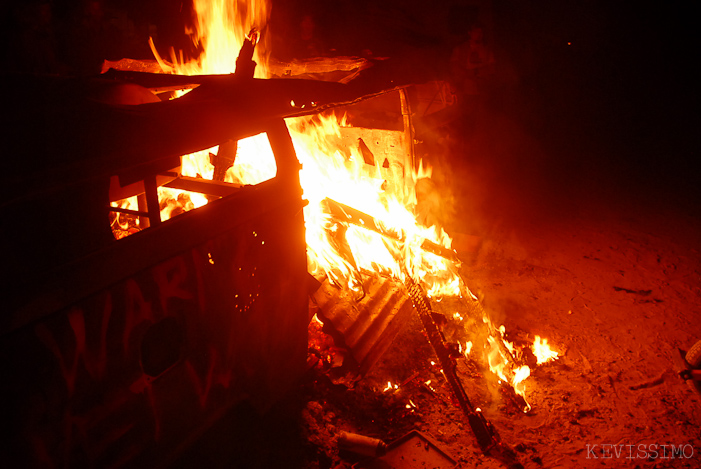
top-left (2, 0), bottom-right (698, 215)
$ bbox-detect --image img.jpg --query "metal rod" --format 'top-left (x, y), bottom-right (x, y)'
top-left (405, 277), bottom-right (522, 468)
top-left (405, 277), bottom-right (498, 452)
top-left (109, 206), bottom-right (150, 218)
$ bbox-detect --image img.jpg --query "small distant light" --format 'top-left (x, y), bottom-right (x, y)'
top-left (567, 42), bottom-right (572, 46)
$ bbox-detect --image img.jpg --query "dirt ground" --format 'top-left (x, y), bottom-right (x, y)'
top-left (293, 184), bottom-right (701, 469)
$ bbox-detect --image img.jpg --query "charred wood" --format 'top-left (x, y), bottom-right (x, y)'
top-left (108, 206), bottom-right (149, 218)
top-left (163, 176), bottom-right (241, 197)
top-left (322, 198), bottom-right (459, 263)
top-left (2, 72), bottom-right (399, 205)
top-left (212, 140), bottom-right (238, 182)
top-left (212, 32), bottom-right (256, 182)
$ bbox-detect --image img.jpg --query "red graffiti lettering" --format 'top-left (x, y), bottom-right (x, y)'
top-left (185, 348), bottom-right (217, 409)
top-left (35, 294), bottom-right (112, 394)
top-left (153, 257), bottom-right (194, 315)
top-left (191, 248), bottom-right (208, 314)
top-left (128, 374), bottom-right (161, 441)
top-left (185, 347), bottom-right (233, 409)
top-left (123, 279), bottom-right (154, 354)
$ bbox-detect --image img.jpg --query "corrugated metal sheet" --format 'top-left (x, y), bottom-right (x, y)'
top-left (312, 274), bottom-right (414, 377)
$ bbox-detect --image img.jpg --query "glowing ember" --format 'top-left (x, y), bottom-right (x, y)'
top-left (383, 381), bottom-right (399, 393)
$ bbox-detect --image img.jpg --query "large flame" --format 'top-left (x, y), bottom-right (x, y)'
top-left (150, 0), bottom-right (270, 78)
top-left (110, 0), bottom-right (559, 409)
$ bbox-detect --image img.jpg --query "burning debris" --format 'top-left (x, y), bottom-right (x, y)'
top-left (100, 0), bottom-right (559, 465)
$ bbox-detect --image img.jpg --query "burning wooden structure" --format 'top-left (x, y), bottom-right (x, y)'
top-left (0, 2), bottom-right (560, 467)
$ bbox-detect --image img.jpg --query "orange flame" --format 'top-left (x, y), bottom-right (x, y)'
top-left (532, 335), bottom-right (559, 365)
top-left (110, 0), bottom-right (560, 410)
top-left (150, 0), bottom-right (270, 78)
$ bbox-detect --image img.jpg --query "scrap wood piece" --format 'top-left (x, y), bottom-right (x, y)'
top-left (212, 34), bottom-right (255, 182)
top-left (613, 286), bottom-right (652, 296)
top-left (3, 71), bottom-right (398, 205)
top-left (498, 380), bottom-right (529, 412)
top-left (101, 58), bottom-right (164, 74)
top-left (100, 68), bottom-right (403, 119)
top-left (268, 56), bottom-right (372, 83)
top-left (162, 175), bottom-right (240, 198)
top-left (629, 369), bottom-right (673, 390)
top-left (322, 198), bottom-right (459, 263)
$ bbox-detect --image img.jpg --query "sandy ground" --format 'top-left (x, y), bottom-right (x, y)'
top-left (291, 184), bottom-right (701, 469)
top-left (453, 199), bottom-right (701, 468)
